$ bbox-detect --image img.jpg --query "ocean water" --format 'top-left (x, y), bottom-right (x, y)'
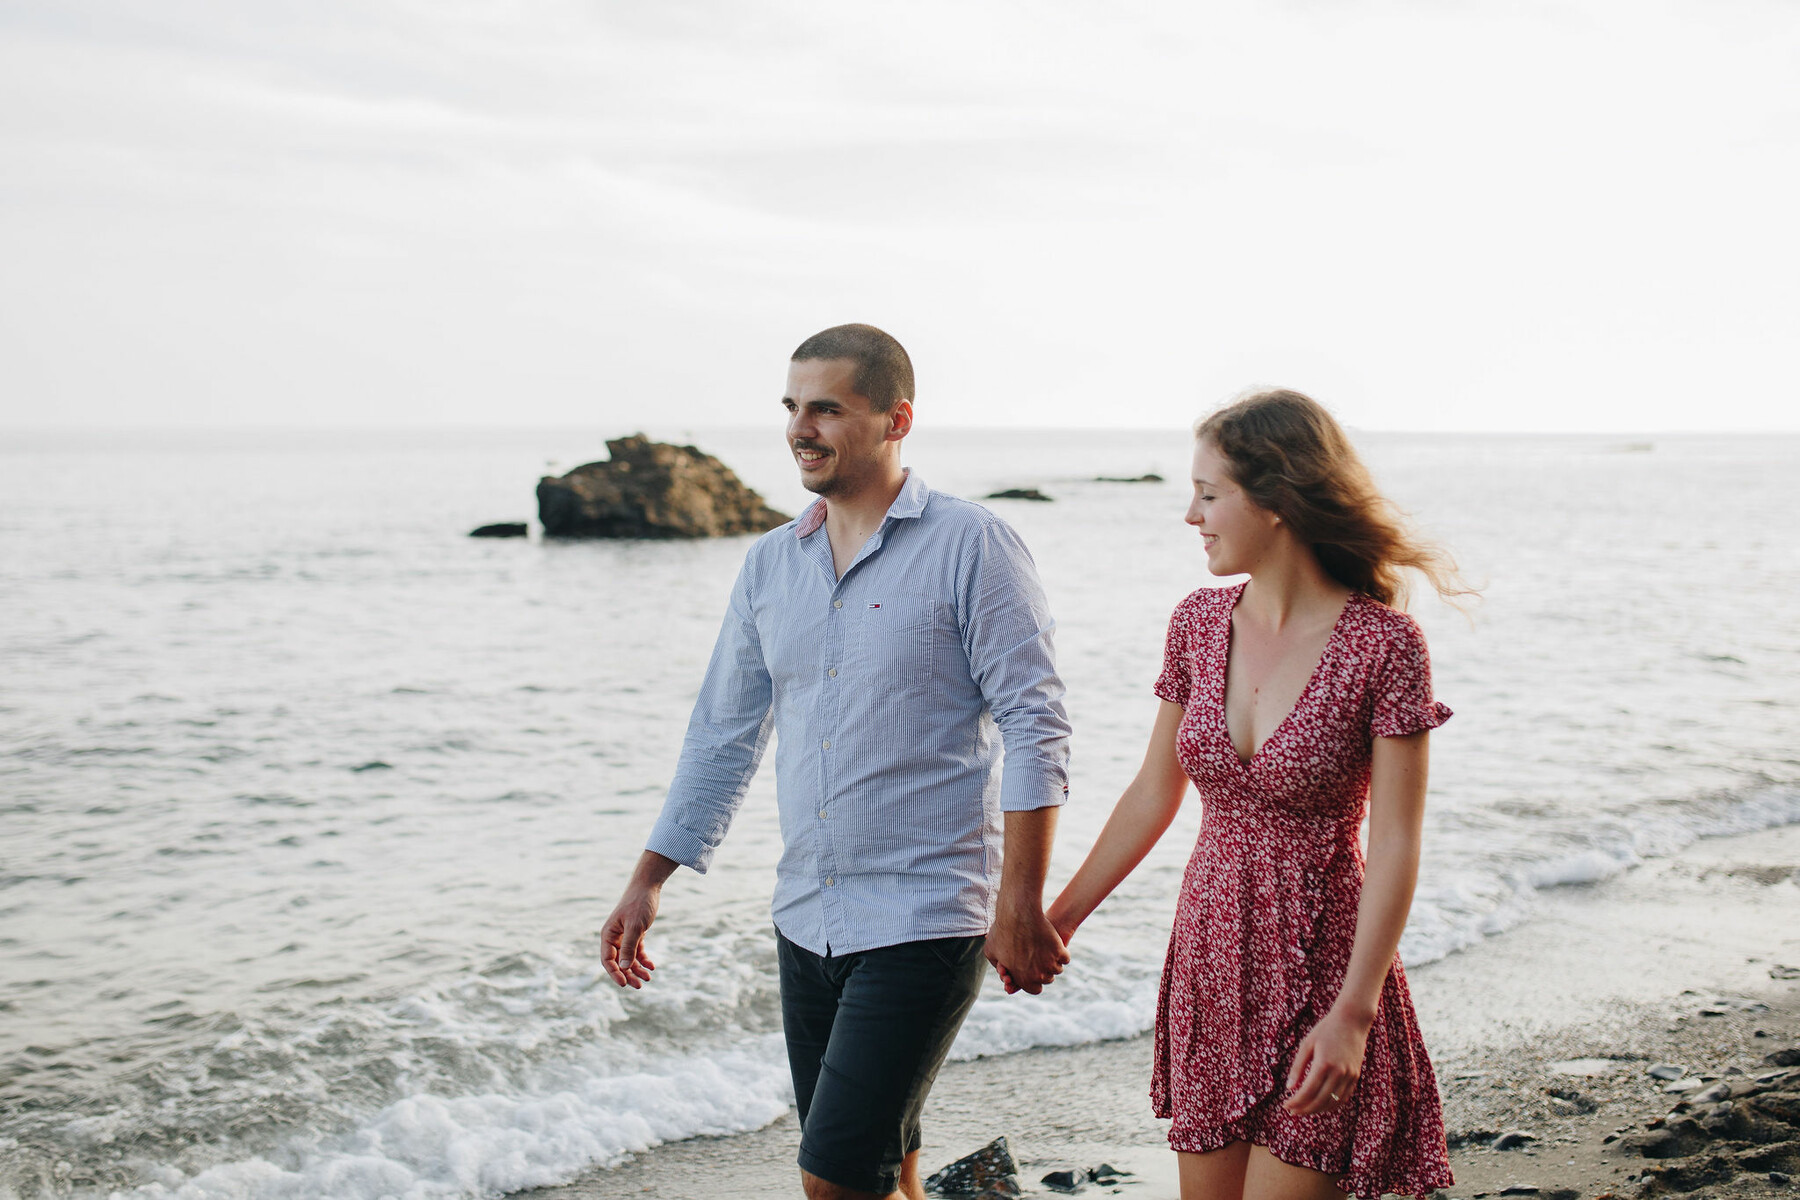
top-left (2, 427), bottom-right (1797, 1198)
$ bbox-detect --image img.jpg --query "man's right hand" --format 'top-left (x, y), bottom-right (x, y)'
top-left (600, 851), bottom-right (679, 989)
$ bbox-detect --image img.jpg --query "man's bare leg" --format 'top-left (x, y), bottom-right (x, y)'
top-left (800, 1150), bottom-right (924, 1200)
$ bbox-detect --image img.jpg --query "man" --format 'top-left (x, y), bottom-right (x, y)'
top-left (601, 323), bottom-right (1071, 1200)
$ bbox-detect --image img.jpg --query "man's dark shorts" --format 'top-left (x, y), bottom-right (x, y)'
top-left (776, 929), bottom-right (987, 1195)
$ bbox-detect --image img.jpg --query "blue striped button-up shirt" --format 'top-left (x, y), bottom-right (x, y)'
top-left (645, 470), bottom-right (1071, 956)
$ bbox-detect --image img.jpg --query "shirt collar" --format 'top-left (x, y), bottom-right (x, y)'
top-left (794, 468), bottom-right (927, 539)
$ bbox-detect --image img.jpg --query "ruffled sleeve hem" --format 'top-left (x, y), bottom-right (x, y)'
top-left (1371, 700), bottom-right (1452, 740)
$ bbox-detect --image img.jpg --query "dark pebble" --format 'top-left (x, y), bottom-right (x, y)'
top-left (1491, 1131), bottom-right (1537, 1151)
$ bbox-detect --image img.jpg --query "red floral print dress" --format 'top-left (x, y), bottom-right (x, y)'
top-left (1151, 584), bottom-right (1454, 1198)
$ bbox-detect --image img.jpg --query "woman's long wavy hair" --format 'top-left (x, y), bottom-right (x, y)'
top-left (1195, 389), bottom-right (1471, 609)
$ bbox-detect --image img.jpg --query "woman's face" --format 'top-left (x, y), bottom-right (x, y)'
top-left (1186, 437), bottom-right (1280, 577)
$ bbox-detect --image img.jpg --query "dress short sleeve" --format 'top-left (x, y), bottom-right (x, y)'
top-left (1153, 592), bottom-right (1202, 708)
top-left (1369, 611), bottom-right (1452, 738)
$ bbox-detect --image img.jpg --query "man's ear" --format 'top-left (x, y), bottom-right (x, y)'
top-left (886, 399), bottom-right (914, 442)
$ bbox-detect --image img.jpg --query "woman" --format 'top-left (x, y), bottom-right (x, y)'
top-left (1045, 390), bottom-right (1464, 1199)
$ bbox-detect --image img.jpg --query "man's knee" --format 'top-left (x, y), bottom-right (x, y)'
top-left (800, 1168), bottom-right (892, 1200)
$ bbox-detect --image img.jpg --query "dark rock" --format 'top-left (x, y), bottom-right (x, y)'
top-left (1094, 473), bottom-right (1164, 483)
top-left (1491, 1130), bottom-right (1537, 1150)
top-left (536, 435), bottom-right (789, 539)
top-left (351, 761), bottom-right (391, 772)
top-left (1040, 1169), bottom-right (1084, 1193)
top-left (1547, 1086), bottom-right (1598, 1113)
top-left (1771, 965), bottom-right (1800, 980)
top-left (986, 488), bottom-right (1053, 502)
top-left (1690, 1082), bottom-right (1734, 1105)
top-left (469, 522), bottom-right (528, 538)
top-left (926, 1136), bottom-right (1020, 1197)
top-left (1623, 1117), bottom-right (1713, 1159)
top-left (1498, 1187), bottom-right (1539, 1196)
top-left (1754, 1090), bottom-right (1800, 1124)
top-left (1772, 1170), bottom-right (1792, 1184)
top-left (1639, 1153), bottom-right (1738, 1192)
top-left (1649, 1063), bottom-right (1687, 1081)
top-left (1446, 1128), bottom-right (1500, 1149)
top-left (1734, 1142), bottom-right (1800, 1173)
top-left (1088, 1163), bottom-right (1129, 1182)
top-left (1767, 1048), bottom-right (1800, 1068)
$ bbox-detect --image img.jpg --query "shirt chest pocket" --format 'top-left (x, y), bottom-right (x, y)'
top-left (854, 593), bottom-right (937, 691)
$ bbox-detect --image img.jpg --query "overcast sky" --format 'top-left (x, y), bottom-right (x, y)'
top-left (2, 1), bottom-right (1796, 432)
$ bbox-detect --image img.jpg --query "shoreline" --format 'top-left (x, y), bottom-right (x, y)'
top-left (523, 824), bottom-right (1800, 1199)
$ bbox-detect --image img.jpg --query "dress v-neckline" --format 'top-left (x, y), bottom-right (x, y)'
top-left (1216, 584), bottom-right (1357, 769)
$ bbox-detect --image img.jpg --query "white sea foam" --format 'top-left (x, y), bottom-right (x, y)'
top-left (120, 1044), bottom-right (792, 1200)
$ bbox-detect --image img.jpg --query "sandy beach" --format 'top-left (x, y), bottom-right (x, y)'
top-left (524, 823), bottom-right (1800, 1199)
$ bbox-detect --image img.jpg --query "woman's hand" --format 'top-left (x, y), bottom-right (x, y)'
top-left (1282, 1004), bottom-right (1372, 1115)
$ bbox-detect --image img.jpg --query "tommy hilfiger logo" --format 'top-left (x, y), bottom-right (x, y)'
top-left (867, 602), bottom-right (882, 609)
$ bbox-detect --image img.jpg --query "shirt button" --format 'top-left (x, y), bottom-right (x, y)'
top-left (833, 599), bottom-right (843, 609)
top-left (827, 668), bottom-right (837, 678)
top-left (822, 739), bottom-right (830, 750)
top-left (825, 877), bottom-right (835, 887)
top-left (818, 809), bottom-right (829, 819)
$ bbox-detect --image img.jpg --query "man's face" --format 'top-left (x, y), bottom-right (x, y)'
top-left (782, 358), bottom-right (908, 499)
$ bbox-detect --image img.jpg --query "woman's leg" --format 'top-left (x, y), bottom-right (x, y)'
top-left (1240, 1144), bottom-right (1345, 1200)
top-left (1177, 1143), bottom-right (1250, 1200)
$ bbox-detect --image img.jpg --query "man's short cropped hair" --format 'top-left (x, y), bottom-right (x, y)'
top-left (791, 324), bottom-right (915, 413)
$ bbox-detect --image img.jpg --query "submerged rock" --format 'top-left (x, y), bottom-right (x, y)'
top-left (536, 435), bottom-right (789, 539)
top-left (986, 488), bottom-right (1052, 502)
top-left (469, 522), bottom-right (528, 538)
top-left (1093, 473), bottom-right (1164, 483)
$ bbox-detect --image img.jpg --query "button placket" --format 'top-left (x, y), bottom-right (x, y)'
top-left (817, 582), bottom-right (846, 930)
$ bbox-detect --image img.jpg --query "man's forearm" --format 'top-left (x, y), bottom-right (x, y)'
top-left (997, 806), bottom-right (1059, 907)
top-left (629, 849), bottom-right (680, 891)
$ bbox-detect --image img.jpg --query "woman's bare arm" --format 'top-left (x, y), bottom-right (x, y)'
top-left (1045, 700), bottom-right (1191, 943)
top-left (1284, 730), bottom-right (1430, 1114)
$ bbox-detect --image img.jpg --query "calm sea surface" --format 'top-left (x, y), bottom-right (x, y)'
top-left (3, 427), bottom-right (1797, 1198)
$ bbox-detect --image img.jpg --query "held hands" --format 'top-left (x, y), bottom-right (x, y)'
top-left (985, 896), bottom-right (1071, 995)
top-left (599, 883), bottom-right (660, 989)
top-left (1283, 1004), bottom-right (1371, 1115)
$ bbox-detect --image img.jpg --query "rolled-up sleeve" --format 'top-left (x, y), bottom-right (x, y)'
top-left (645, 562), bottom-right (774, 872)
top-left (959, 519), bottom-right (1072, 812)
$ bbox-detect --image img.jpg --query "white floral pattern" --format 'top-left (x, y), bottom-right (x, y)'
top-left (1150, 583), bottom-right (1454, 1199)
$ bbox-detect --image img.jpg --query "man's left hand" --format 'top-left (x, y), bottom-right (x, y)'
top-left (985, 897), bottom-right (1070, 995)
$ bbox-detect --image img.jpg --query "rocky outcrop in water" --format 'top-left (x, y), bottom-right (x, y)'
top-left (536, 435), bottom-right (790, 539)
